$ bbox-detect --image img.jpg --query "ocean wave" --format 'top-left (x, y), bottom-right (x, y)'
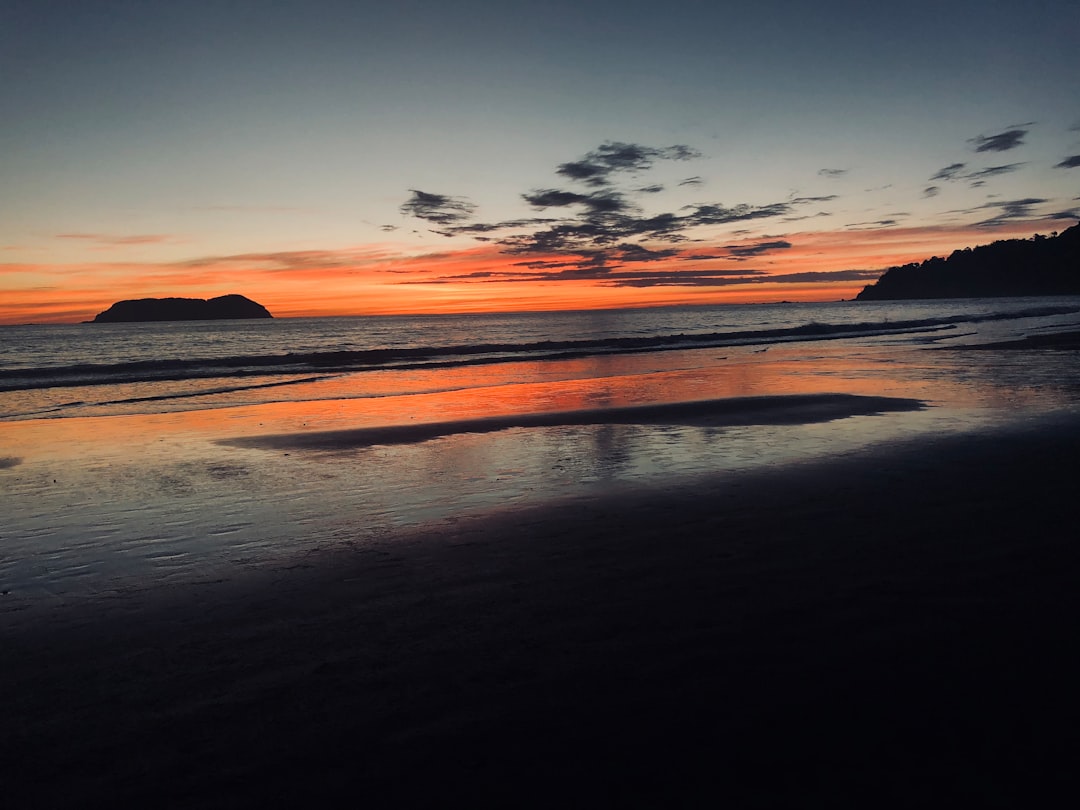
top-left (1, 304), bottom-right (1076, 393)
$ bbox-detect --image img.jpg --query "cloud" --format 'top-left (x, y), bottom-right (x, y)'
top-left (975, 197), bottom-right (1049, 227)
top-left (782, 211), bottom-right (832, 223)
top-left (602, 267), bottom-right (881, 289)
top-left (55, 233), bottom-right (173, 246)
top-left (611, 243), bottom-right (681, 262)
top-left (968, 128), bottom-right (1028, 153)
top-left (682, 202), bottom-right (793, 226)
top-left (399, 189), bottom-right (477, 226)
top-left (1054, 155), bottom-right (1080, 169)
top-left (723, 240), bottom-right (793, 258)
top-left (555, 142), bottom-right (701, 187)
top-left (817, 168), bottom-right (848, 178)
top-left (178, 248), bottom-right (398, 272)
top-left (930, 163), bottom-right (967, 182)
top-left (400, 142), bottom-right (845, 283)
top-left (763, 269), bottom-right (882, 283)
top-left (523, 188), bottom-right (632, 215)
top-left (434, 266), bottom-right (758, 286)
top-left (965, 163), bottom-right (1024, 181)
top-left (930, 161), bottom-right (1025, 186)
top-left (844, 219), bottom-right (900, 230)
top-left (604, 270), bottom-right (768, 287)
top-left (521, 189), bottom-right (592, 208)
top-left (923, 186), bottom-right (941, 198)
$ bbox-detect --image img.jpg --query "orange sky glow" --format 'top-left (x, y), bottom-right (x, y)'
top-left (0, 219), bottom-right (1061, 324)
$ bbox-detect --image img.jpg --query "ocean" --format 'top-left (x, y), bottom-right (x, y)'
top-left (4, 297), bottom-right (1080, 421)
top-left (2, 297), bottom-right (1079, 602)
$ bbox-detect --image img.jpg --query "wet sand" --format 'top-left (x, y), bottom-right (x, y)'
top-left (221, 393), bottom-right (925, 450)
top-left (4, 414), bottom-right (1080, 807)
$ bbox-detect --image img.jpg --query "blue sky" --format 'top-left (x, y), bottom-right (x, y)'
top-left (2, 0), bottom-right (1078, 320)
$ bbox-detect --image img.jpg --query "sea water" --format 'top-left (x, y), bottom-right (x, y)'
top-left (2, 298), bottom-right (1079, 604)
top-left (3, 297), bottom-right (1080, 421)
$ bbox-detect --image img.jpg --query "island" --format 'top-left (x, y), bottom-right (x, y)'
top-left (856, 221), bottom-right (1080, 301)
top-left (92, 294), bottom-right (273, 323)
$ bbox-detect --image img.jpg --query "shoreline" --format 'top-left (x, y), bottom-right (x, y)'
top-left (5, 413), bottom-right (1080, 806)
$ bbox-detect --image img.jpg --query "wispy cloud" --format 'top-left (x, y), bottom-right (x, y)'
top-left (399, 141), bottom-right (839, 285)
top-left (554, 142), bottom-right (700, 187)
top-left (421, 262), bottom-right (880, 289)
top-left (845, 219), bottom-right (901, 230)
top-left (966, 163), bottom-right (1025, 181)
top-left (723, 240), bottom-right (793, 259)
top-left (1055, 155), bottom-right (1080, 169)
top-left (973, 197), bottom-right (1055, 227)
top-left (55, 233), bottom-right (175, 246)
top-left (968, 127), bottom-right (1028, 153)
top-left (929, 161), bottom-right (1025, 187)
top-left (601, 267), bottom-right (881, 289)
top-left (782, 211), bottom-right (832, 223)
top-left (399, 190), bottom-right (477, 226)
top-left (817, 168), bottom-right (848, 178)
top-left (930, 163), bottom-right (967, 182)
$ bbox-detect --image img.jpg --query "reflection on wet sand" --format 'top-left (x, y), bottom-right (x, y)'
top-left (223, 393), bottom-right (925, 451)
top-left (1, 337), bottom-right (1077, 603)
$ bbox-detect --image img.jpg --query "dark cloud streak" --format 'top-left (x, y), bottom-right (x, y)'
top-left (723, 240), bottom-right (793, 258)
top-left (974, 197), bottom-right (1049, 227)
top-left (965, 163), bottom-right (1024, 180)
top-left (399, 142), bottom-right (843, 285)
top-left (399, 189), bottom-right (477, 226)
top-left (968, 128), bottom-right (1028, 153)
top-left (555, 142), bottom-right (701, 188)
top-left (930, 163), bottom-right (967, 181)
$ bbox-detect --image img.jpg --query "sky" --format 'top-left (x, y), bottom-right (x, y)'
top-left (2, 0), bottom-right (1079, 324)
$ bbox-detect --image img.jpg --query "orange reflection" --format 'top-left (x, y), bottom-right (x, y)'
top-left (6, 336), bottom-right (1063, 472)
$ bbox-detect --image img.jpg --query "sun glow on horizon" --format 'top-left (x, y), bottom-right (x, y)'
top-left (0, 219), bottom-right (1064, 325)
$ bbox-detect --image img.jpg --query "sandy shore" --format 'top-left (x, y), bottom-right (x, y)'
top-left (4, 413), bottom-right (1080, 807)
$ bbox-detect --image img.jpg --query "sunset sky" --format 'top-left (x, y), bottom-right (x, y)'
top-left (2, 0), bottom-right (1078, 324)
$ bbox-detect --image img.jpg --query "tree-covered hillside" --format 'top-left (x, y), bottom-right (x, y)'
top-left (856, 222), bottom-right (1080, 301)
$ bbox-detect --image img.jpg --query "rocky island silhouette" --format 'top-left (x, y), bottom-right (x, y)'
top-left (92, 294), bottom-right (273, 323)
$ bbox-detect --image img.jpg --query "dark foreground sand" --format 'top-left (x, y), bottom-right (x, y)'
top-left (4, 414), bottom-right (1080, 808)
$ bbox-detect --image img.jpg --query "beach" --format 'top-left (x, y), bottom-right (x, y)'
top-left (7, 0), bottom-right (1080, 802)
top-left (4, 411), bottom-right (1080, 807)
top-left (3, 302), bottom-right (1079, 806)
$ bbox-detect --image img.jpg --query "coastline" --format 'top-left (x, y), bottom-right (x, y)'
top-left (5, 412), bottom-right (1079, 806)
